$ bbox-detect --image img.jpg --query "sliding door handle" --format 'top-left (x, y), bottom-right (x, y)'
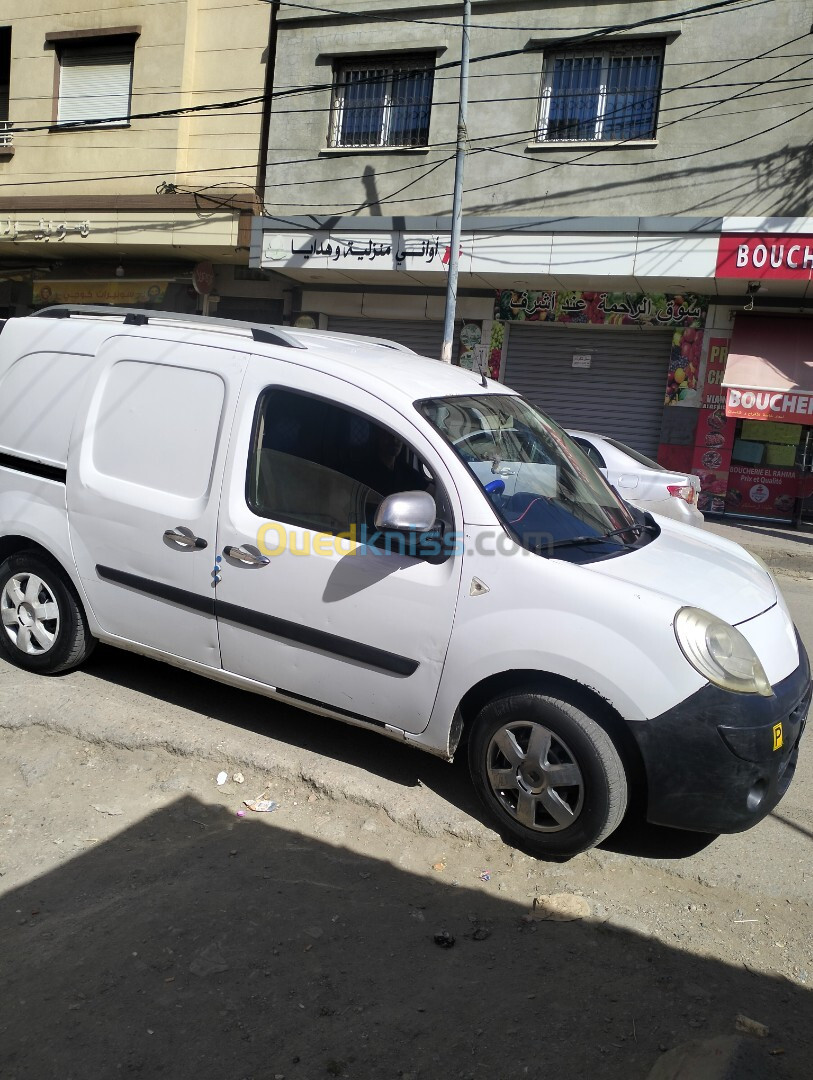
top-left (223, 545), bottom-right (270, 567)
top-left (164, 529), bottom-right (208, 550)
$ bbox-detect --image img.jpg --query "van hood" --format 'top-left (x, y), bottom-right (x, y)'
top-left (582, 518), bottom-right (776, 626)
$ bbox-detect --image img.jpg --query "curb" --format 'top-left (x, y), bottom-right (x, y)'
top-left (0, 708), bottom-right (494, 846)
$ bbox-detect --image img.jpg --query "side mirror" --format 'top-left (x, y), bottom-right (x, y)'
top-left (374, 490), bottom-right (437, 533)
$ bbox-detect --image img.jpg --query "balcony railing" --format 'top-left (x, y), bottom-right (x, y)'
top-left (0, 121), bottom-right (13, 147)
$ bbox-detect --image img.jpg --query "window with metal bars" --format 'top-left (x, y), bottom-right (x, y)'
top-left (329, 56), bottom-right (434, 148)
top-left (537, 39), bottom-right (664, 143)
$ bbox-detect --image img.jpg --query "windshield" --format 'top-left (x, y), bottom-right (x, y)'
top-left (418, 394), bottom-right (644, 559)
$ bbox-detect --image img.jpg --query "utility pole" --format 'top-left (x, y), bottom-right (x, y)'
top-left (440, 0), bottom-right (471, 364)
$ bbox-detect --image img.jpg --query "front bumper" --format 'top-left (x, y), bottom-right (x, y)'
top-left (632, 633), bottom-right (810, 834)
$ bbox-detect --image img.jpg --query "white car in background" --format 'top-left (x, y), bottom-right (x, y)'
top-left (567, 430), bottom-right (704, 528)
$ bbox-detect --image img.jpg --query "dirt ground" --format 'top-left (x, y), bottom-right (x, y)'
top-left (1, 724), bottom-right (811, 1080)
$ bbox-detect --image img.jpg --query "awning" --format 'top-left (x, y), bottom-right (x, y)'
top-left (723, 316), bottom-right (813, 424)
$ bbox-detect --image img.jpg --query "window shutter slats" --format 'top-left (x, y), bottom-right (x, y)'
top-left (57, 47), bottom-right (133, 125)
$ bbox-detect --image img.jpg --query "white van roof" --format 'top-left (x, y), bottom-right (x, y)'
top-left (21, 305), bottom-right (505, 405)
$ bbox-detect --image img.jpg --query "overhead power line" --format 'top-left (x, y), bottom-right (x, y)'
top-left (278, 0), bottom-right (769, 35)
top-left (4, 0), bottom-right (783, 133)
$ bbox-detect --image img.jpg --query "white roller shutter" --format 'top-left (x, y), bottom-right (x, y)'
top-left (57, 46), bottom-right (134, 126)
top-left (503, 324), bottom-right (672, 458)
top-left (328, 317), bottom-right (458, 361)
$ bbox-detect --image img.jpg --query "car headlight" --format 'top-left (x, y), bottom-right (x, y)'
top-left (674, 607), bottom-right (773, 697)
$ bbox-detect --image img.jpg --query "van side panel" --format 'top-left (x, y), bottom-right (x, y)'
top-left (0, 471), bottom-right (99, 628)
top-left (0, 351), bottom-right (97, 467)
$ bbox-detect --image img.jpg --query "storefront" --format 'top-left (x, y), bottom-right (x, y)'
top-left (252, 215), bottom-right (813, 500)
top-left (0, 202), bottom-right (282, 321)
top-left (720, 316), bottom-right (813, 524)
top-left (497, 290), bottom-right (707, 458)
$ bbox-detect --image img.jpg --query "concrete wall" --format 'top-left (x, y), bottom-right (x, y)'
top-left (264, 0), bottom-right (813, 220)
top-left (0, 0), bottom-right (268, 196)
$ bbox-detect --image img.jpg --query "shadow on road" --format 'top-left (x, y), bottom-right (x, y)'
top-left (82, 645), bottom-right (737, 864)
top-left (2, 796), bottom-right (810, 1080)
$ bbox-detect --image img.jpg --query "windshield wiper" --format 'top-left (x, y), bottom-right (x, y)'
top-left (548, 522), bottom-right (655, 550)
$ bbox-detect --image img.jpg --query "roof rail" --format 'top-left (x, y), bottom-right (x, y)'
top-left (31, 305), bottom-right (307, 350)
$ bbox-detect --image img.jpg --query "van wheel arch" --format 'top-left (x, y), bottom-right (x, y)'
top-left (0, 541), bottom-right (96, 673)
top-left (456, 670), bottom-right (647, 808)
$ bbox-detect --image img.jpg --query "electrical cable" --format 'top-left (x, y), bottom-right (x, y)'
top-left (4, 0), bottom-right (783, 132)
top-left (277, 0), bottom-right (769, 36)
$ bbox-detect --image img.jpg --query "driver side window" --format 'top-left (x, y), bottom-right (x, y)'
top-left (247, 388), bottom-right (448, 538)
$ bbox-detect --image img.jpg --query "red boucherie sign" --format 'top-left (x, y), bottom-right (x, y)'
top-left (717, 234), bottom-right (813, 279)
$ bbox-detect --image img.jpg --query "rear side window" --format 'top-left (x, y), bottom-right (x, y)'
top-left (92, 360), bottom-right (224, 498)
top-left (571, 437), bottom-right (606, 469)
top-left (247, 388), bottom-right (446, 538)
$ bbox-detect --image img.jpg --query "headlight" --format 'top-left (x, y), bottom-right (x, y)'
top-left (674, 607), bottom-right (773, 696)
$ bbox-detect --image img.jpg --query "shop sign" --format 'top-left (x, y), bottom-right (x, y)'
top-left (261, 230), bottom-right (456, 271)
top-left (32, 280), bottom-right (168, 306)
top-left (699, 338), bottom-right (729, 410)
top-left (690, 337), bottom-right (737, 513)
top-left (2, 217), bottom-right (92, 242)
top-left (725, 387), bottom-right (813, 425)
top-left (192, 261), bottom-right (215, 296)
top-left (717, 234), bottom-right (813, 279)
top-left (497, 289), bottom-right (707, 327)
top-left (726, 464), bottom-right (798, 519)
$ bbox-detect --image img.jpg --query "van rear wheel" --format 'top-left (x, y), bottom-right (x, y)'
top-left (468, 691), bottom-right (627, 858)
top-left (0, 552), bottom-right (95, 674)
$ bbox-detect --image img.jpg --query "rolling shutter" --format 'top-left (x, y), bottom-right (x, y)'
top-left (57, 45), bottom-right (134, 125)
top-left (503, 324), bottom-right (672, 457)
top-left (328, 317), bottom-right (458, 361)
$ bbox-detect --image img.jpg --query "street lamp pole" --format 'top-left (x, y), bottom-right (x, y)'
top-left (440, 0), bottom-right (471, 363)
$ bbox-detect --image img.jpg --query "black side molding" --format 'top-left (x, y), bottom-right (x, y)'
top-left (216, 599), bottom-right (418, 676)
top-left (96, 565), bottom-right (216, 616)
top-left (95, 565), bottom-right (418, 677)
top-left (0, 451), bottom-right (67, 484)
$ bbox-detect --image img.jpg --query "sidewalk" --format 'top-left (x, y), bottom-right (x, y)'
top-left (703, 516), bottom-right (813, 576)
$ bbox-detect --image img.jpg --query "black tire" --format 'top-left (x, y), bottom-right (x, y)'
top-left (468, 690), bottom-right (627, 858)
top-left (0, 551), bottom-right (95, 674)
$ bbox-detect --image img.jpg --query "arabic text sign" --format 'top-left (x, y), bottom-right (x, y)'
top-left (496, 289), bottom-right (707, 327)
top-left (261, 231), bottom-right (455, 271)
top-left (2, 217), bottom-right (92, 242)
top-left (717, 234), bottom-right (813, 280)
top-left (726, 387), bottom-right (813, 425)
top-left (32, 280), bottom-right (168, 306)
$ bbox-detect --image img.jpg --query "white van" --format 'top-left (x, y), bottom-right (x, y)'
top-left (0, 307), bottom-right (808, 857)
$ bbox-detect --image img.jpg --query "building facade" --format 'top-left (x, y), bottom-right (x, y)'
top-left (0, 0), bottom-right (284, 321)
top-left (254, 0), bottom-right (813, 522)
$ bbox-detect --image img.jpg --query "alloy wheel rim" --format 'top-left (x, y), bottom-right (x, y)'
top-left (1, 573), bottom-right (60, 655)
top-left (485, 720), bottom-right (584, 832)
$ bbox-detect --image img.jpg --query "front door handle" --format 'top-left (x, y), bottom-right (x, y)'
top-left (164, 528), bottom-right (208, 550)
top-left (223, 545), bottom-right (270, 567)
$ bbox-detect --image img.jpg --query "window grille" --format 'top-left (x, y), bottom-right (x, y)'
top-left (538, 40), bottom-right (663, 142)
top-left (330, 57), bottom-right (434, 148)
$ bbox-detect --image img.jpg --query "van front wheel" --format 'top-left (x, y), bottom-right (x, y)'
top-left (468, 692), bottom-right (627, 858)
top-left (0, 552), bottom-right (95, 674)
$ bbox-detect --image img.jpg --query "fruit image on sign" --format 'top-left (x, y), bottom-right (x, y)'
top-left (665, 328), bottom-right (704, 406)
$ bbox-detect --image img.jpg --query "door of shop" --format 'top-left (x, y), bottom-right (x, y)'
top-left (328, 317), bottom-right (459, 362)
top-left (503, 325), bottom-right (673, 458)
